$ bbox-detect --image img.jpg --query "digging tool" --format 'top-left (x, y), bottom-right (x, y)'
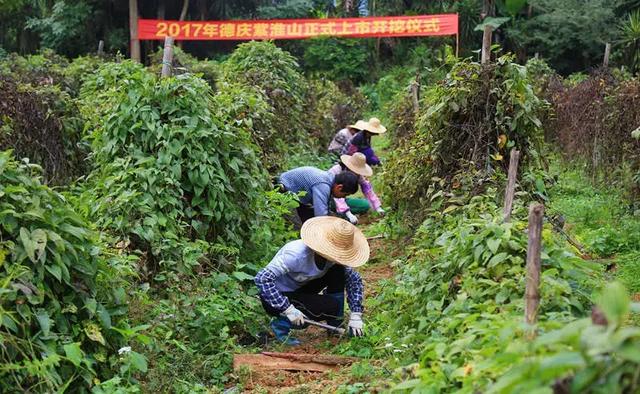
top-left (303, 318), bottom-right (345, 335)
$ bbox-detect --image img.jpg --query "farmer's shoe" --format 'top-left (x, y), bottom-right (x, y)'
top-left (325, 292), bottom-right (345, 330)
top-left (270, 317), bottom-right (301, 346)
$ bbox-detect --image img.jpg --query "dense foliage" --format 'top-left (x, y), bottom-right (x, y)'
top-left (383, 55), bottom-right (548, 221)
top-left (78, 61), bottom-right (269, 280)
top-left (0, 152), bottom-right (137, 391)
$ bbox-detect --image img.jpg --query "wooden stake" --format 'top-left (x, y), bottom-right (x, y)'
top-left (503, 149), bottom-right (521, 222)
top-left (97, 40), bottom-right (104, 56)
top-left (161, 36), bottom-right (174, 78)
top-left (525, 203), bottom-right (544, 329)
top-left (603, 43), bottom-right (611, 67)
top-left (410, 81), bottom-right (420, 114)
top-left (481, 25), bottom-right (493, 64)
top-left (128, 0), bottom-right (140, 62)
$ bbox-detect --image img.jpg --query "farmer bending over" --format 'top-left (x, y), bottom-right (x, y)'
top-left (328, 152), bottom-right (384, 225)
top-left (255, 216), bottom-right (368, 345)
top-left (277, 166), bottom-right (359, 224)
top-left (342, 117), bottom-right (387, 166)
top-left (327, 120), bottom-right (367, 157)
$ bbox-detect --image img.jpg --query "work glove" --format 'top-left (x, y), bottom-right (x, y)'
top-left (376, 207), bottom-right (386, 216)
top-left (282, 304), bottom-right (306, 326)
top-left (348, 312), bottom-right (364, 337)
top-left (345, 211), bottom-right (358, 225)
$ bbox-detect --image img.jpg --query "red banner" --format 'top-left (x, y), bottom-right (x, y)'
top-left (137, 15), bottom-right (458, 41)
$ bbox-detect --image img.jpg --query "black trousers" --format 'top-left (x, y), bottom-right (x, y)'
top-left (261, 265), bottom-right (345, 321)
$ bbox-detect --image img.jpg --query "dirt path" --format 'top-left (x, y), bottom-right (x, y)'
top-left (228, 219), bottom-right (395, 393)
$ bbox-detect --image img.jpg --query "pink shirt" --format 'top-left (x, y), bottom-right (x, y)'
top-left (327, 164), bottom-right (382, 213)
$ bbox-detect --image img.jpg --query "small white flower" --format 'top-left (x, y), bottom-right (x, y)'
top-left (118, 346), bottom-right (132, 355)
top-left (384, 343), bottom-right (393, 348)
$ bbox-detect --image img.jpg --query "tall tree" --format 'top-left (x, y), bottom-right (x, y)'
top-left (129, 0), bottom-right (140, 61)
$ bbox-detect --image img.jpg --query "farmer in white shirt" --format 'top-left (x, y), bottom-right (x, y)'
top-left (255, 217), bottom-right (368, 345)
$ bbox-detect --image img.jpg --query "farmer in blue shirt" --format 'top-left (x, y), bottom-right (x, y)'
top-left (277, 166), bottom-right (359, 224)
top-left (255, 216), bottom-right (368, 345)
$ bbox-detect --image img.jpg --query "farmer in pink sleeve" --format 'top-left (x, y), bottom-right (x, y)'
top-left (327, 152), bottom-right (384, 225)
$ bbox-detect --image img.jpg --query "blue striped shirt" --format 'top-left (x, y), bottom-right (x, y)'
top-left (279, 167), bottom-right (335, 217)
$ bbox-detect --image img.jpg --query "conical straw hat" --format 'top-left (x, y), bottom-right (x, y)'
top-left (362, 117), bottom-right (387, 134)
top-left (347, 120), bottom-right (368, 130)
top-left (341, 152), bottom-right (373, 177)
top-left (301, 217), bottom-right (370, 268)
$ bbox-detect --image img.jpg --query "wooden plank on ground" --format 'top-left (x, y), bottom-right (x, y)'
top-left (233, 354), bottom-right (332, 373)
top-left (261, 352), bottom-right (357, 366)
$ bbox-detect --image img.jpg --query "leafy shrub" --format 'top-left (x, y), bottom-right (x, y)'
top-left (383, 55), bottom-right (548, 222)
top-left (0, 49), bottom-right (68, 87)
top-left (0, 152), bottom-right (135, 391)
top-left (305, 78), bottom-right (367, 150)
top-left (221, 41), bottom-right (310, 157)
top-left (303, 37), bottom-right (371, 83)
top-left (0, 75), bottom-right (86, 184)
top-left (368, 194), bottom-right (602, 392)
top-left (79, 61), bottom-right (268, 279)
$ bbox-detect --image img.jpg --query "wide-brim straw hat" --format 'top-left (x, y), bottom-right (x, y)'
top-left (341, 152), bottom-right (373, 177)
top-left (347, 120), bottom-right (368, 130)
top-left (301, 217), bottom-right (369, 268)
top-left (362, 117), bottom-right (387, 134)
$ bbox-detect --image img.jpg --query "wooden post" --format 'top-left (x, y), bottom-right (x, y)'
top-left (503, 149), bottom-right (521, 222)
top-left (603, 43), bottom-right (611, 67)
top-left (128, 0), bottom-right (140, 62)
top-left (410, 81), bottom-right (420, 114)
top-left (534, 52), bottom-right (539, 59)
top-left (161, 36), bottom-right (174, 78)
top-left (525, 203), bottom-right (544, 329)
top-left (97, 40), bottom-right (104, 56)
top-left (481, 25), bottom-right (493, 64)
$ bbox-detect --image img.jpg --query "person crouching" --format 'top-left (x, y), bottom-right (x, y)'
top-left (254, 216), bottom-right (368, 345)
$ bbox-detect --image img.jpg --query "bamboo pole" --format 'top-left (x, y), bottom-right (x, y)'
top-left (161, 36), bottom-right (174, 78)
top-left (603, 43), bottom-right (611, 67)
top-left (128, 0), bottom-right (140, 62)
top-left (481, 25), bottom-right (493, 64)
top-left (503, 149), bottom-right (521, 222)
top-left (525, 203), bottom-right (544, 329)
top-left (97, 40), bottom-right (104, 56)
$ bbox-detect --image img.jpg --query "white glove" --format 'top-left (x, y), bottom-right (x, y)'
top-left (376, 207), bottom-right (386, 216)
top-left (348, 312), bottom-right (364, 337)
top-left (345, 211), bottom-right (358, 225)
top-left (282, 304), bottom-right (305, 326)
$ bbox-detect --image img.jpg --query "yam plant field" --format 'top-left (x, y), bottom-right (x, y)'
top-left (1, 0), bottom-right (640, 393)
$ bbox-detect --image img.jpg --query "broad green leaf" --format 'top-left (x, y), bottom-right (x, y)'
top-left (487, 238), bottom-right (501, 254)
top-left (31, 229), bottom-right (47, 261)
top-left (232, 271), bottom-right (254, 281)
top-left (488, 252), bottom-right (509, 267)
top-left (35, 309), bottom-right (51, 336)
top-left (64, 342), bottom-right (84, 366)
top-left (474, 16), bottom-right (511, 32)
top-left (129, 351), bottom-right (148, 373)
top-left (45, 264), bottom-right (62, 281)
top-left (597, 282), bottom-right (630, 327)
top-left (19, 227), bottom-right (36, 262)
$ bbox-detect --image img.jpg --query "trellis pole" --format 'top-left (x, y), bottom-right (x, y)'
top-left (161, 36), bottom-right (174, 78)
top-left (503, 149), bottom-right (521, 222)
top-left (525, 203), bottom-right (544, 334)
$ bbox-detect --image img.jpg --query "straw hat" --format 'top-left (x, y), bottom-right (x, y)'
top-left (301, 217), bottom-right (370, 268)
top-left (340, 152), bottom-right (373, 177)
top-left (347, 120), bottom-right (368, 130)
top-left (362, 117), bottom-right (387, 134)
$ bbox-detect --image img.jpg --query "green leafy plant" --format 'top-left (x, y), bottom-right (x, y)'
top-left (0, 151), bottom-right (136, 391)
top-left (78, 61), bottom-right (268, 279)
